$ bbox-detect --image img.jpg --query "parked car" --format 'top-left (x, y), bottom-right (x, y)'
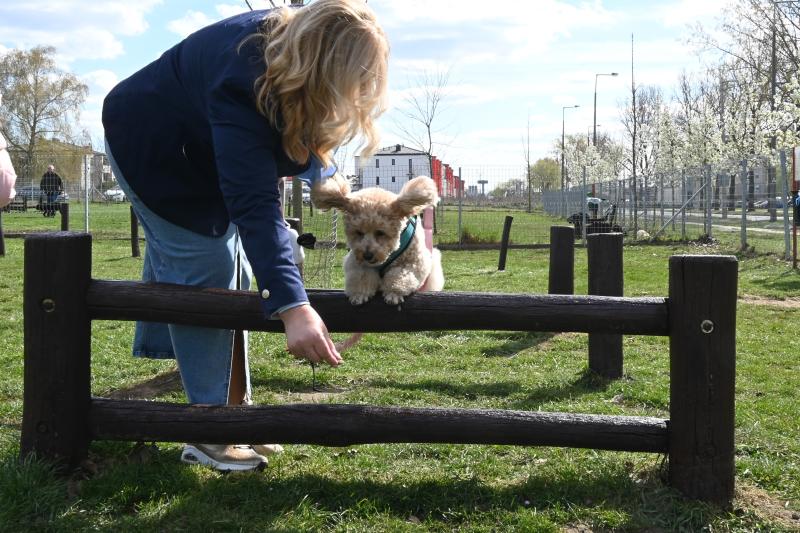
top-left (104, 188), bottom-right (127, 202)
top-left (753, 197), bottom-right (785, 209)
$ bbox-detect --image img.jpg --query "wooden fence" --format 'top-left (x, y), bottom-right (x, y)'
top-left (20, 232), bottom-right (737, 507)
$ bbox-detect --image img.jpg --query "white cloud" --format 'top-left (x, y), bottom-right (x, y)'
top-left (167, 10), bottom-right (217, 39)
top-left (371, 0), bottom-right (618, 65)
top-left (655, 0), bottom-right (731, 28)
top-left (0, 1), bottom-right (161, 62)
top-left (216, 3), bottom-right (249, 19)
top-left (168, 4), bottom-right (260, 38)
top-left (81, 70), bottom-right (119, 94)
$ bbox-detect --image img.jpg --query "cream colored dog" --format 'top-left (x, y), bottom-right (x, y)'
top-left (312, 174), bottom-right (444, 305)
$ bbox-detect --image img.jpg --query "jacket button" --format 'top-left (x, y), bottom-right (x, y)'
top-left (261, 289), bottom-right (270, 299)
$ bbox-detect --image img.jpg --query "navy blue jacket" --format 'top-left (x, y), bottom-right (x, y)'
top-left (103, 10), bottom-right (309, 316)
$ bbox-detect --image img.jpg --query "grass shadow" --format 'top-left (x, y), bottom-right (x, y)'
top-left (479, 331), bottom-right (556, 358)
top-left (293, 367), bottom-right (611, 408)
top-left (511, 368), bottom-right (612, 410)
top-left (3, 448), bottom-right (726, 532)
top-left (746, 268), bottom-right (800, 293)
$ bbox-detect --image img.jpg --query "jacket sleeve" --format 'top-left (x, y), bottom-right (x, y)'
top-left (207, 78), bottom-right (308, 318)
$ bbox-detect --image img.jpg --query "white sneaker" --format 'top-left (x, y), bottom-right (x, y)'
top-left (251, 443), bottom-right (284, 456)
top-left (181, 444), bottom-right (267, 472)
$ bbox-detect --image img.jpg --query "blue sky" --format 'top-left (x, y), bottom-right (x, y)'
top-left (0, 0), bottom-right (728, 171)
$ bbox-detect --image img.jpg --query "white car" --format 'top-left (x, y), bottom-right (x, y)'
top-left (105, 188), bottom-right (126, 202)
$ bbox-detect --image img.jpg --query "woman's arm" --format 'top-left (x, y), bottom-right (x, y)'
top-left (208, 80), bottom-right (340, 366)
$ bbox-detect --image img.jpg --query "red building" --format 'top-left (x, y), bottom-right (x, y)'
top-left (430, 156), bottom-right (443, 196)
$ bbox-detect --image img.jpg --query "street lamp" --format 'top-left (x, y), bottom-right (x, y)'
top-left (593, 72), bottom-right (618, 147)
top-left (588, 124), bottom-right (601, 145)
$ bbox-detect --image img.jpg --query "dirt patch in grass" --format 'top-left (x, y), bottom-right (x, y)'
top-left (276, 384), bottom-right (349, 403)
top-left (736, 483), bottom-right (800, 530)
top-left (740, 295), bottom-right (800, 308)
top-left (105, 368), bottom-right (183, 399)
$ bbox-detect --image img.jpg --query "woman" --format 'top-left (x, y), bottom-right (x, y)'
top-left (102, 0), bottom-right (388, 472)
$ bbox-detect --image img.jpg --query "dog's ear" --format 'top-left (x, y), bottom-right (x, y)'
top-left (311, 174), bottom-right (352, 212)
top-left (391, 176), bottom-right (439, 217)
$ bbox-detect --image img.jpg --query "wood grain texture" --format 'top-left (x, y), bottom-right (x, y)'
top-left (89, 398), bottom-right (669, 452)
top-left (86, 281), bottom-right (669, 335)
top-left (668, 254), bottom-right (737, 507)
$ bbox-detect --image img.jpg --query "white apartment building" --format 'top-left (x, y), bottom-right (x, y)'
top-left (354, 144), bottom-right (433, 194)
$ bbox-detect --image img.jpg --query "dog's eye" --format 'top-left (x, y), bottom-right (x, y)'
top-left (374, 230), bottom-right (386, 238)
top-left (355, 230), bottom-right (364, 237)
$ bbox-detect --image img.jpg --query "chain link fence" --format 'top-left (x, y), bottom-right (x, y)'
top-left (3, 150), bottom-right (798, 271)
top-left (542, 152), bottom-right (794, 258)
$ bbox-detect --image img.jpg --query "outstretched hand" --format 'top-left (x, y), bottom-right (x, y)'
top-left (279, 304), bottom-right (342, 367)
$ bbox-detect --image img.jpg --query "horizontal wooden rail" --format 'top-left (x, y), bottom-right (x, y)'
top-left (87, 281), bottom-right (669, 335)
top-left (89, 398), bottom-right (669, 453)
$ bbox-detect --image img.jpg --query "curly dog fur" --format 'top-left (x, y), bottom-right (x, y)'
top-left (312, 174), bottom-right (444, 305)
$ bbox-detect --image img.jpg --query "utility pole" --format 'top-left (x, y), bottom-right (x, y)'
top-left (525, 115), bottom-right (533, 213)
top-left (631, 33), bottom-right (638, 234)
top-left (561, 105), bottom-right (579, 217)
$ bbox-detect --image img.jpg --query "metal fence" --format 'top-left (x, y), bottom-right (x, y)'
top-left (541, 153), bottom-right (794, 258)
top-left (3, 152), bottom-right (797, 267)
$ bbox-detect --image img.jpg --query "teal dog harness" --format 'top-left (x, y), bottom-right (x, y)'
top-left (377, 216), bottom-right (417, 277)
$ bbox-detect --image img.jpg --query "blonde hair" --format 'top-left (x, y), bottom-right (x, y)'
top-left (255, 0), bottom-right (389, 167)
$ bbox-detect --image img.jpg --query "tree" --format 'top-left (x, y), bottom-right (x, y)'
top-left (692, 0), bottom-right (800, 218)
top-left (620, 84), bottom-right (663, 230)
top-left (530, 158), bottom-right (560, 193)
top-left (490, 178), bottom-right (526, 199)
top-left (393, 69), bottom-right (451, 180)
top-left (0, 46), bottom-right (88, 183)
top-left (522, 115), bottom-right (533, 211)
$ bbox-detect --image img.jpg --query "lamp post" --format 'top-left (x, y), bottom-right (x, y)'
top-left (593, 72), bottom-right (618, 147)
top-left (588, 124), bottom-right (601, 145)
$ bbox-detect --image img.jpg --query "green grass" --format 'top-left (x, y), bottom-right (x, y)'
top-left (2, 217), bottom-right (800, 531)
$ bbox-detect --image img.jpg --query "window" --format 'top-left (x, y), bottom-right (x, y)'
top-left (375, 159), bottom-right (380, 168)
top-left (376, 177), bottom-right (380, 185)
top-left (392, 176), bottom-right (396, 183)
top-left (391, 158), bottom-right (395, 166)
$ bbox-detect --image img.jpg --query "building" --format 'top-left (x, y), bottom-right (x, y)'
top-left (354, 144), bottom-right (462, 198)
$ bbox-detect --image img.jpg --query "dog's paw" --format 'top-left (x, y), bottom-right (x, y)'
top-left (383, 291), bottom-right (406, 305)
top-left (347, 292), bottom-right (373, 306)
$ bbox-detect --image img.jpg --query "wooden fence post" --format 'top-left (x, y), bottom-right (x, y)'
top-left (587, 233), bottom-right (624, 378)
top-left (668, 254), bottom-right (737, 507)
top-left (548, 226), bottom-right (574, 294)
top-left (59, 203), bottom-right (70, 231)
top-left (21, 232), bottom-right (92, 467)
top-left (130, 206), bottom-right (140, 258)
top-left (498, 215), bottom-right (513, 271)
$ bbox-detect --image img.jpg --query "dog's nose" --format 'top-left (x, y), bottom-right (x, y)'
top-left (363, 250), bottom-right (374, 261)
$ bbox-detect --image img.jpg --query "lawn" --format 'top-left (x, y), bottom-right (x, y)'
top-left (1, 211), bottom-right (800, 531)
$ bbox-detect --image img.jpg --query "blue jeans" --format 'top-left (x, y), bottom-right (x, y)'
top-left (106, 141), bottom-right (252, 405)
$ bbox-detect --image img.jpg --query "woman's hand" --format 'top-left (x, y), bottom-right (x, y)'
top-left (279, 304), bottom-right (342, 367)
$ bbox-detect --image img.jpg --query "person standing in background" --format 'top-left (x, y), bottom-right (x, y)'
top-left (39, 164), bottom-right (63, 217)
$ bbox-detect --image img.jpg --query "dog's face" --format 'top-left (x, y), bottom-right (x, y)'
top-left (342, 193), bottom-right (409, 266)
top-left (312, 175), bottom-right (438, 267)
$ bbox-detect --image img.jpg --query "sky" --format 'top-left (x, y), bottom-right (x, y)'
top-left (0, 0), bottom-right (731, 174)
